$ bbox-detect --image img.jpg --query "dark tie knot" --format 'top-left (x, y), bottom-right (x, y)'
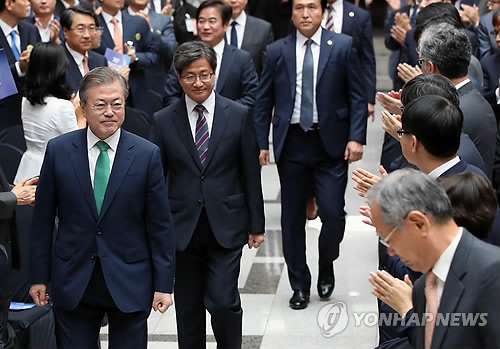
top-left (231, 21), bottom-right (237, 28)
top-left (305, 39), bottom-right (313, 48)
top-left (96, 141), bottom-right (109, 152)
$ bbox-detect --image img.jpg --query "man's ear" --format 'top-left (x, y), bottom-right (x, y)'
top-left (407, 210), bottom-right (430, 237)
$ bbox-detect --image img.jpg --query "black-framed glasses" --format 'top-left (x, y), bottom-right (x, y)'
top-left (397, 128), bottom-right (411, 139)
top-left (70, 25), bottom-right (98, 34)
top-left (181, 72), bottom-right (214, 84)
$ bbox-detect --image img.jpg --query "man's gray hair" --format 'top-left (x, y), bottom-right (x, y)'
top-left (365, 168), bottom-right (453, 229)
top-left (418, 22), bottom-right (471, 80)
top-left (79, 67), bottom-right (129, 103)
top-left (173, 41), bottom-right (217, 75)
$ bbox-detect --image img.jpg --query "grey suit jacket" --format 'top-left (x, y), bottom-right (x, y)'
top-left (478, 12), bottom-right (498, 60)
top-left (412, 229), bottom-right (500, 349)
top-left (458, 81), bottom-right (497, 180)
top-left (240, 14), bottom-right (274, 75)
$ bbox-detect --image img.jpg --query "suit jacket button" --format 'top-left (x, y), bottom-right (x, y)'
top-left (97, 231), bottom-right (102, 235)
top-left (201, 176), bottom-right (205, 181)
top-left (197, 200), bottom-right (202, 206)
top-left (91, 254), bottom-right (97, 260)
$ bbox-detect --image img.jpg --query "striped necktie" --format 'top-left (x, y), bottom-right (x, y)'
top-left (325, 5), bottom-right (334, 31)
top-left (194, 104), bottom-right (209, 166)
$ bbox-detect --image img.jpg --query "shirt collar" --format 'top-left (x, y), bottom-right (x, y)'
top-left (185, 90), bottom-right (216, 117)
top-left (230, 10), bottom-right (247, 27)
top-left (102, 9), bottom-right (123, 25)
top-left (65, 41), bottom-right (88, 63)
top-left (455, 79), bottom-right (471, 90)
top-left (127, 6), bottom-right (149, 16)
top-left (0, 19), bottom-right (18, 37)
top-left (87, 127), bottom-right (121, 153)
top-left (431, 227), bottom-right (463, 284)
top-left (428, 156), bottom-right (460, 179)
top-left (61, 0), bottom-right (79, 8)
top-left (296, 26), bottom-right (322, 47)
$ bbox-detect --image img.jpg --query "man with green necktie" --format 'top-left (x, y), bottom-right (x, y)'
top-left (29, 67), bottom-right (176, 349)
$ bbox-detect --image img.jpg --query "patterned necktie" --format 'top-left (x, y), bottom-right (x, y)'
top-left (9, 30), bottom-right (20, 61)
top-left (325, 5), bottom-right (334, 31)
top-left (424, 271), bottom-right (438, 349)
top-left (230, 21), bottom-right (238, 47)
top-left (300, 39), bottom-right (314, 132)
top-left (410, 6), bottom-right (417, 28)
top-left (82, 56), bottom-right (89, 75)
top-left (111, 18), bottom-right (123, 54)
top-left (94, 141), bottom-right (110, 214)
top-left (194, 105), bottom-right (209, 166)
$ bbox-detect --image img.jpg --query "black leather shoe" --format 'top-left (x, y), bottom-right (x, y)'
top-left (317, 264), bottom-right (335, 299)
top-left (289, 290), bottom-right (310, 310)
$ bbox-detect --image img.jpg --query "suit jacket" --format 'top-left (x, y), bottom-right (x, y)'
top-left (148, 10), bottom-right (177, 73)
top-left (0, 21), bottom-right (40, 131)
top-left (238, 14), bottom-right (274, 75)
top-left (254, 29), bottom-right (367, 163)
top-left (30, 129), bottom-right (175, 312)
top-left (171, 1), bottom-right (197, 44)
top-left (458, 81), bottom-right (497, 180)
top-left (0, 167), bottom-right (18, 269)
top-left (411, 230), bottom-right (500, 349)
top-left (94, 11), bottom-right (158, 116)
top-left (341, 1), bottom-right (376, 104)
top-left (163, 43), bottom-right (259, 109)
top-left (64, 47), bottom-right (108, 93)
top-left (481, 51), bottom-right (500, 106)
top-left (478, 12), bottom-right (498, 60)
top-left (151, 94), bottom-right (265, 251)
top-left (54, 0), bottom-right (93, 17)
top-left (22, 15), bottom-right (64, 43)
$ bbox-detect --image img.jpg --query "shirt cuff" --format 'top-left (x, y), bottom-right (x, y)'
top-left (496, 88), bottom-right (500, 105)
top-left (15, 61), bottom-right (25, 78)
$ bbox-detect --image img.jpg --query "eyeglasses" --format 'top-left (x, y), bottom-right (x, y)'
top-left (376, 226), bottom-right (398, 247)
top-left (417, 58), bottom-right (426, 66)
top-left (181, 72), bottom-right (214, 84)
top-left (397, 128), bottom-right (411, 139)
top-left (490, 29), bottom-right (500, 37)
top-left (90, 102), bottom-right (124, 113)
top-left (70, 25), bottom-right (98, 34)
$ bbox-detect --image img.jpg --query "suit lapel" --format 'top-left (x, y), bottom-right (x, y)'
top-left (122, 13), bottom-right (134, 46)
top-left (98, 130), bottom-right (135, 220)
top-left (216, 44), bottom-right (232, 92)
top-left (99, 14), bottom-right (115, 49)
top-left (65, 47), bottom-right (83, 86)
top-left (0, 32), bottom-right (15, 64)
top-left (70, 130), bottom-right (98, 220)
top-left (317, 28), bottom-right (334, 83)
top-left (283, 34), bottom-right (296, 101)
top-left (203, 94), bottom-right (229, 171)
top-left (172, 100), bottom-right (203, 171)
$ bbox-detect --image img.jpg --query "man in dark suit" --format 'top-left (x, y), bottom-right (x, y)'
top-left (0, 0), bottom-right (40, 131)
top-left (478, 6), bottom-right (500, 59)
top-left (224, 0), bottom-right (274, 75)
top-left (29, 67), bottom-right (175, 348)
top-left (60, 6), bottom-right (107, 93)
top-left (26, 0), bottom-right (63, 43)
top-left (53, 0), bottom-right (92, 17)
top-left (93, 0), bottom-right (159, 116)
top-left (254, 0), bottom-right (366, 309)
top-left (0, 167), bottom-right (36, 347)
top-left (163, 0), bottom-right (258, 109)
top-left (367, 169), bottom-right (500, 349)
top-left (152, 40), bottom-right (265, 349)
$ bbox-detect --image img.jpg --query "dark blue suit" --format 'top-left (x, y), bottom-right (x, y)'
top-left (341, 1), bottom-right (376, 104)
top-left (94, 11), bottom-right (159, 116)
top-left (163, 43), bottom-right (259, 109)
top-left (151, 94), bottom-right (264, 348)
top-left (481, 50), bottom-right (500, 106)
top-left (30, 129), bottom-right (175, 348)
top-left (64, 47), bottom-right (108, 93)
top-left (54, 0), bottom-right (93, 17)
top-left (254, 28), bottom-right (366, 291)
top-left (22, 15), bottom-right (64, 43)
top-left (0, 21), bottom-right (40, 131)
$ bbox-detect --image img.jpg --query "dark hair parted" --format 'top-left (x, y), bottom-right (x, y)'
top-left (401, 73), bottom-right (459, 108)
top-left (79, 67), bottom-right (129, 104)
top-left (196, 0), bottom-right (232, 24)
top-left (290, 0), bottom-right (327, 11)
top-left (438, 173), bottom-right (497, 239)
top-left (402, 95), bottom-right (463, 158)
top-left (493, 9), bottom-right (500, 27)
top-left (173, 40), bottom-right (217, 75)
top-left (413, 2), bottom-right (463, 42)
top-left (60, 5), bottom-right (100, 30)
top-left (24, 42), bottom-right (72, 105)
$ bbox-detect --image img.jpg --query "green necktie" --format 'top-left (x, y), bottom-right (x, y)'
top-left (94, 141), bottom-right (110, 214)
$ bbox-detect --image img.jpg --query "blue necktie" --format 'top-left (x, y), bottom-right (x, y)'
top-left (300, 39), bottom-right (314, 132)
top-left (230, 21), bottom-right (238, 47)
top-left (410, 6), bottom-right (417, 28)
top-left (9, 30), bottom-right (20, 61)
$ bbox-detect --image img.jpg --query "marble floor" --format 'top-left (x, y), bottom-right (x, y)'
top-left (101, 32), bottom-right (392, 349)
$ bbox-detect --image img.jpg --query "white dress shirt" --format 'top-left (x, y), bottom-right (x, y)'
top-left (429, 227), bottom-right (463, 309)
top-left (87, 128), bottom-right (120, 188)
top-left (227, 11), bottom-right (247, 49)
top-left (212, 39), bottom-right (225, 84)
top-left (0, 19), bottom-right (23, 77)
top-left (291, 28), bottom-right (321, 125)
top-left (101, 10), bottom-right (124, 43)
top-left (61, 0), bottom-right (80, 8)
top-left (428, 156), bottom-right (461, 179)
top-left (66, 42), bottom-right (89, 77)
top-left (36, 16), bottom-right (55, 42)
top-left (185, 91), bottom-right (216, 140)
top-left (322, 0), bottom-right (343, 33)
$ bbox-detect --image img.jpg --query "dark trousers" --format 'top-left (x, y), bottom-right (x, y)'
top-left (54, 260), bottom-right (150, 349)
top-left (175, 210), bottom-right (243, 349)
top-left (277, 125), bottom-right (347, 291)
top-left (0, 244), bottom-right (9, 348)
